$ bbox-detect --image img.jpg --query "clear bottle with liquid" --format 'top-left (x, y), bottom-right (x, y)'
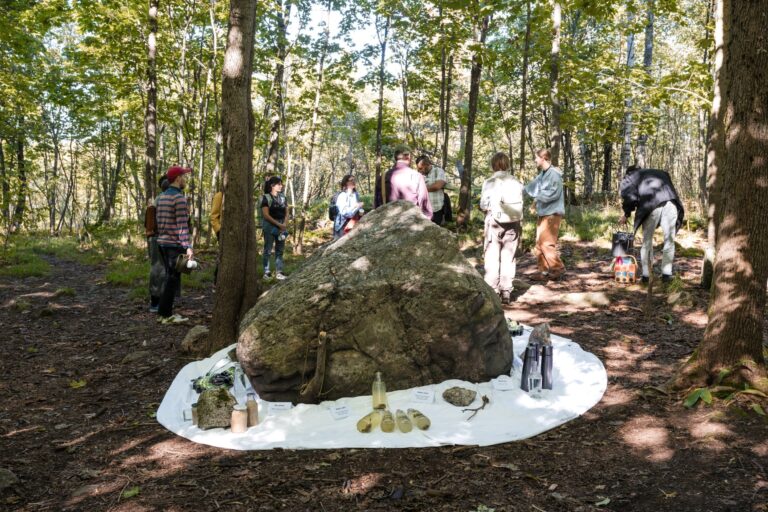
top-left (372, 371), bottom-right (388, 410)
top-left (527, 361), bottom-right (543, 398)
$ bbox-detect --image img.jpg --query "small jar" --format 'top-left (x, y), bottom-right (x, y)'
top-left (246, 394), bottom-right (259, 427)
top-left (191, 403), bottom-right (199, 426)
top-left (231, 405), bottom-right (248, 433)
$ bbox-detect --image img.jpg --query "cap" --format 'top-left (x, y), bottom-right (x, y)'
top-left (167, 166), bottom-right (192, 182)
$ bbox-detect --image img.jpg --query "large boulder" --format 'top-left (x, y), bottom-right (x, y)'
top-left (237, 201), bottom-right (513, 403)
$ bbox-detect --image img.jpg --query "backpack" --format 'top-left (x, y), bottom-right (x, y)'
top-left (259, 194), bottom-right (273, 219)
top-left (443, 192), bottom-right (453, 222)
top-left (484, 176), bottom-right (524, 223)
top-left (328, 192), bottom-right (341, 220)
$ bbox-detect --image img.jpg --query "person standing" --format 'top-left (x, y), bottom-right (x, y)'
top-left (210, 189), bottom-right (223, 283)
top-left (480, 152), bottom-right (524, 304)
top-left (145, 175), bottom-right (170, 312)
top-left (619, 165), bottom-right (685, 283)
top-left (261, 176), bottom-right (288, 280)
top-left (156, 166), bottom-right (193, 323)
top-left (524, 149), bottom-right (566, 281)
top-left (333, 175), bottom-right (364, 240)
top-left (377, 144), bottom-right (432, 218)
top-left (416, 155), bottom-right (447, 225)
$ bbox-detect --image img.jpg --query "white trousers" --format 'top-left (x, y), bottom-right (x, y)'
top-left (641, 201), bottom-right (678, 278)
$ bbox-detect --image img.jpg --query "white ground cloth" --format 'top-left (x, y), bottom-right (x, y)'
top-left (157, 328), bottom-right (607, 450)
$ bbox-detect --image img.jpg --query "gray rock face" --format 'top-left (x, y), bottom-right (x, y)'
top-left (180, 325), bottom-right (210, 355)
top-left (237, 201), bottom-right (513, 403)
top-left (529, 323), bottom-right (552, 346)
top-left (196, 388), bottom-right (236, 430)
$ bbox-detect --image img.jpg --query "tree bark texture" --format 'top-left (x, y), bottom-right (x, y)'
top-left (549, 0), bottom-right (562, 167)
top-left (207, 0), bottom-right (261, 353)
top-left (700, 0), bottom-right (718, 290)
top-left (457, 10), bottom-right (489, 226)
top-left (144, 0), bottom-right (159, 201)
top-left (678, 0), bottom-right (768, 391)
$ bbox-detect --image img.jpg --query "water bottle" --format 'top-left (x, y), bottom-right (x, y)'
top-left (527, 361), bottom-right (543, 398)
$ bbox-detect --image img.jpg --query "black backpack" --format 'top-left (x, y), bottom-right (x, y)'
top-left (328, 191), bottom-right (341, 220)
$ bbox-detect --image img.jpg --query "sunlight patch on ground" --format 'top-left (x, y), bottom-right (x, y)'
top-left (599, 385), bottom-right (635, 406)
top-left (687, 421), bottom-right (732, 452)
top-left (620, 415), bottom-right (675, 462)
top-left (751, 439), bottom-right (768, 458)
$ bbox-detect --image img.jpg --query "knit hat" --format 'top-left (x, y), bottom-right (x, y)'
top-left (167, 166), bottom-right (192, 182)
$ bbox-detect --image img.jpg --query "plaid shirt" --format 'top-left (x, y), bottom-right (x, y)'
top-left (156, 187), bottom-right (191, 249)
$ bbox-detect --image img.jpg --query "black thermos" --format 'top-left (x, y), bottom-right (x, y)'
top-left (541, 345), bottom-right (553, 390)
top-left (520, 342), bottom-right (540, 392)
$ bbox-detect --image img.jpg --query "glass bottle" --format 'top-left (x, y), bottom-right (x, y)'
top-left (372, 372), bottom-right (387, 409)
top-left (528, 361), bottom-right (543, 398)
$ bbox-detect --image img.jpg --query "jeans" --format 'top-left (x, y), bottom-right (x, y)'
top-left (158, 245), bottom-right (184, 317)
top-left (641, 201), bottom-right (678, 277)
top-left (262, 223), bottom-right (285, 273)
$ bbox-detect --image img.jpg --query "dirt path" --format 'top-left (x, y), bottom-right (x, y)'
top-left (0, 246), bottom-right (766, 512)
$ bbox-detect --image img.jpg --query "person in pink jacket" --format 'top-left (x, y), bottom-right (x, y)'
top-left (382, 144), bottom-right (432, 219)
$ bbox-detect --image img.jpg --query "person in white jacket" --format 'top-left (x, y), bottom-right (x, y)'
top-left (480, 152), bottom-right (524, 305)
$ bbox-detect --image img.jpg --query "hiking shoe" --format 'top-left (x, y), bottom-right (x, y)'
top-left (263, 271), bottom-right (271, 280)
top-left (149, 305), bottom-right (159, 313)
top-left (640, 276), bottom-right (650, 285)
top-left (661, 274), bottom-right (673, 283)
top-left (528, 272), bottom-right (549, 282)
top-left (275, 272), bottom-right (287, 281)
top-left (500, 290), bottom-right (512, 305)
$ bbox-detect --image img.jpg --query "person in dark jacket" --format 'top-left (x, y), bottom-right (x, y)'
top-left (619, 166), bottom-right (685, 283)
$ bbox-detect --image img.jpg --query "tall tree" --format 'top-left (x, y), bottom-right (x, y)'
top-left (374, 13), bottom-right (390, 205)
top-left (619, 12), bottom-right (637, 178)
top-left (635, 0), bottom-right (654, 168)
top-left (548, 0), bottom-right (562, 166)
top-left (456, 6), bottom-right (490, 227)
top-left (675, 0), bottom-right (768, 392)
top-left (144, 0), bottom-right (159, 201)
top-left (207, 0), bottom-right (261, 353)
top-left (518, 0), bottom-right (531, 172)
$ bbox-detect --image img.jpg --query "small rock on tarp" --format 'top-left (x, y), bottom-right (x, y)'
top-left (442, 387), bottom-right (477, 407)
top-left (196, 387), bottom-right (236, 430)
top-left (529, 323), bottom-right (552, 346)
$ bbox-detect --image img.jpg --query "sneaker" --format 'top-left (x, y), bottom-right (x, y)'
top-left (641, 276), bottom-right (650, 284)
top-left (149, 305), bottom-right (159, 313)
top-left (263, 271), bottom-right (271, 280)
top-left (275, 272), bottom-right (287, 281)
top-left (528, 272), bottom-right (549, 282)
top-left (500, 290), bottom-right (512, 305)
top-left (661, 274), bottom-right (673, 283)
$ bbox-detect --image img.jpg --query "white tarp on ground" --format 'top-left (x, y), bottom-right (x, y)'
top-left (157, 327), bottom-right (607, 450)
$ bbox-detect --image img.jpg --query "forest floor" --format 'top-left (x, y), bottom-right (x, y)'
top-left (1, 230), bottom-right (767, 512)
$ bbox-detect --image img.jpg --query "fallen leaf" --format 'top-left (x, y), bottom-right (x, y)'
top-left (69, 379), bottom-right (87, 389)
top-left (121, 486), bottom-right (140, 499)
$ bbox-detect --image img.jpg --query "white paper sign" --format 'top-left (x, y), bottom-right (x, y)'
top-left (411, 388), bottom-right (435, 404)
top-left (492, 375), bottom-right (516, 391)
top-left (328, 404), bottom-right (351, 420)
top-left (267, 402), bottom-right (293, 414)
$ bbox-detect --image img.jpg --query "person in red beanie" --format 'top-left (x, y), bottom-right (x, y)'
top-left (155, 166), bottom-right (193, 323)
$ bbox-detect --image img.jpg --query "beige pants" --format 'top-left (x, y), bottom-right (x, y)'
top-left (535, 214), bottom-right (565, 275)
top-left (484, 216), bottom-right (521, 292)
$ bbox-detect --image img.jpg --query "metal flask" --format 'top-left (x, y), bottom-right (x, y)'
top-left (541, 345), bottom-right (553, 390)
top-left (520, 342), bottom-right (540, 392)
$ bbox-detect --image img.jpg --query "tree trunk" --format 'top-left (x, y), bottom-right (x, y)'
top-left (442, 54), bottom-right (454, 169)
top-left (456, 9), bottom-right (489, 227)
top-left (619, 13), bottom-right (637, 178)
top-left (144, 0), bottom-right (159, 201)
top-left (549, 0), bottom-right (562, 166)
top-left (700, 0), bottom-right (717, 289)
top-left (519, 0), bottom-right (531, 172)
top-left (579, 132), bottom-right (593, 200)
top-left (438, 4), bottom-right (446, 155)
top-left (675, 0), bottom-right (768, 392)
top-left (264, 0), bottom-right (290, 177)
top-left (0, 140), bottom-right (8, 223)
top-left (295, 0), bottom-right (331, 255)
top-left (207, 0), bottom-right (261, 354)
top-left (601, 137), bottom-right (613, 193)
top-left (374, 14), bottom-right (390, 206)
top-left (11, 117), bottom-right (27, 232)
top-left (635, 1), bottom-right (654, 168)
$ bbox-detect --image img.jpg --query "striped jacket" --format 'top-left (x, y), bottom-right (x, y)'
top-left (156, 187), bottom-right (191, 249)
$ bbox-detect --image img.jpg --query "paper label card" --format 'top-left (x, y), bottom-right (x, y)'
top-left (328, 404), bottom-right (351, 420)
top-left (492, 375), bottom-right (516, 391)
top-left (268, 402), bottom-right (293, 414)
top-left (411, 388), bottom-right (435, 404)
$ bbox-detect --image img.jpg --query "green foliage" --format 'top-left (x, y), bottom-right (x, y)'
top-left (562, 206), bottom-right (620, 242)
top-left (0, 249), bottom-right (50, 277)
